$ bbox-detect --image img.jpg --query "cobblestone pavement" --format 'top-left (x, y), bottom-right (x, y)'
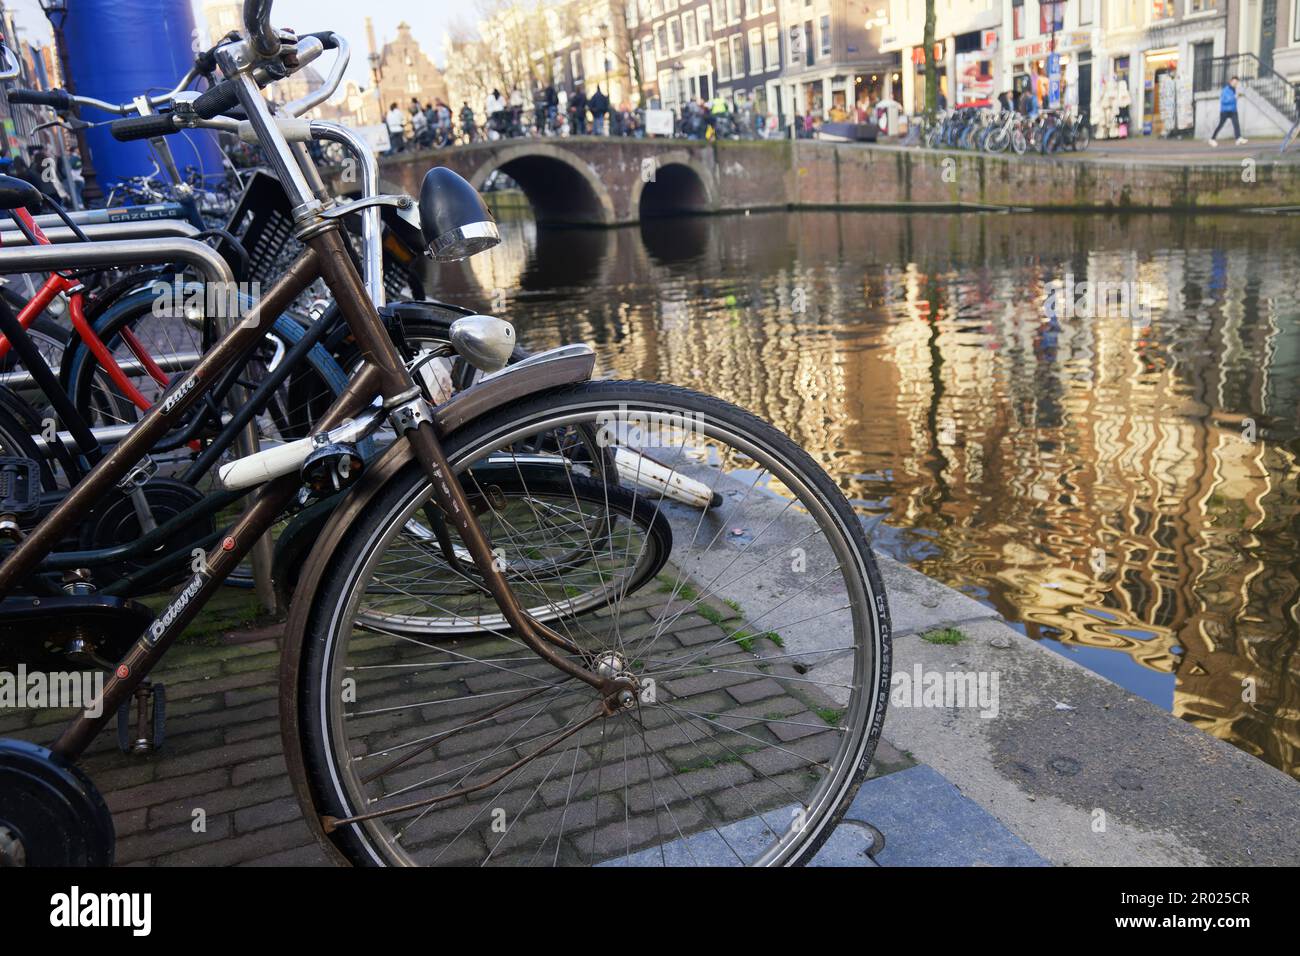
top-left (1, 584), bottom-right (904, 866)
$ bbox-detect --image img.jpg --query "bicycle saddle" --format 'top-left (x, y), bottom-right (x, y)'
top-left (0, 174), bottom-right (41, 211)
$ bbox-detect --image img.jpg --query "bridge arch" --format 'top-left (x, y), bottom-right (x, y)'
top-left (631, 151), bottom-right (716, 219)
top-left (464, 143), bottom-right (616, 227)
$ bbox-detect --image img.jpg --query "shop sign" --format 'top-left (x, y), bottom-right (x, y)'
top-left (1013, 31), bottom-right (1090, 60)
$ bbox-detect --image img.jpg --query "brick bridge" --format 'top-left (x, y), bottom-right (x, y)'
top-left (375, 138), bottom-right (776, 226)
top-left (363, 137), bottom-right (1300, 226)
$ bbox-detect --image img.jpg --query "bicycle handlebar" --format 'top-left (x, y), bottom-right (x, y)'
top-left (244, 0), bottom-right (280, 59)
top-left (109, 113), bottom-right (181, 142)
top-left (7, 88), bottom-right (74, 111)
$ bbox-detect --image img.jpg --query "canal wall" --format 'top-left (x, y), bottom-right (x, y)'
top-left (373, 138), bottom-right (1300, 226)
top-left (690, 462), bottom-right (1300, 865)
top-left (781, 141), bottom-right (1297, 213)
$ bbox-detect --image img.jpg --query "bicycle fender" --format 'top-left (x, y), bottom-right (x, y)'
top-left (277, 345), bottom-right (595, 862)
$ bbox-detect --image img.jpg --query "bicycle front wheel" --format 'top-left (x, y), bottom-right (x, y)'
top-left (296, 381), bottom-right (891, 866)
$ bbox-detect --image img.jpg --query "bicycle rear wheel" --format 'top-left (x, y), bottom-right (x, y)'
top-left (296, 381), bottom-right (891, 866)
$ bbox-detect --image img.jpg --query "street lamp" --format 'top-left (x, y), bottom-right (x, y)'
top-left (39, 0), bottom-right (100, 204)
top-left (369, 49), bottom-right (384, 125)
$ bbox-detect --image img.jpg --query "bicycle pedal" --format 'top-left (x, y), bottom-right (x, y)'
top-left (0, 457), bottom-right (41, 533)
top-left (116, 682), bottom-right (166, 755)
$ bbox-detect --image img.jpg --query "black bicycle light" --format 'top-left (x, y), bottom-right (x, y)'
top-left (418, 167), bottom-right (501, 261)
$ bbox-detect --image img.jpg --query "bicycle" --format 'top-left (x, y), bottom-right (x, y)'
top-left (0, 0), bottom-right (890, 868)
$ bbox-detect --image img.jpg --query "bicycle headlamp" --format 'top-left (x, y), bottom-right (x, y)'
top-left (418, 167), bottom-right (501, 262)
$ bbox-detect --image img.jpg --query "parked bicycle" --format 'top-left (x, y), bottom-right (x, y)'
top-left (0, 0), bottom-right (890, 868)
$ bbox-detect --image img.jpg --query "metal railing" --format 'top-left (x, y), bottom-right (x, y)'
top-left (1193, 52), bottom-right (1298, 124)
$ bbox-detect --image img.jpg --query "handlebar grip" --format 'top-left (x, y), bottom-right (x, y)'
top-left (301, 31), bottom-right (339, 50)
top-left (110, 113), bottom-right (180, 142)
top-left (8, 88), bottom-right (73, 111)
top-left (192, 79), bottom-right (242, 119)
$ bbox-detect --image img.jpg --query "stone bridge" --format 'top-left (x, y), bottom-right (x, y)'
top-left (374, 138), bottom-right (794, 226)
top-left (359, 137), bottom-right (1300, 226)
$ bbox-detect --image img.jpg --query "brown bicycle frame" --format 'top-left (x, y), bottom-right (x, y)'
top-left (0, 223), bottom-right (624, 762)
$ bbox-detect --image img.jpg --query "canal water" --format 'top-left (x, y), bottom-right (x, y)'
top-left (430, 206), bottom-right (1300, 780)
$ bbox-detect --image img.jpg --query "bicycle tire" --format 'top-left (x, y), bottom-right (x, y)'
top-left (295, 380), bottom-right (891, 867)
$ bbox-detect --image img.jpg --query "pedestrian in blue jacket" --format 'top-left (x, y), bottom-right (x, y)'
top-left (1209, 76), bottom-right (1247, 146)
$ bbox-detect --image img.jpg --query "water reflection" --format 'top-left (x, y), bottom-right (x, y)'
top-left (425, 209), bottom-right (1300, 779)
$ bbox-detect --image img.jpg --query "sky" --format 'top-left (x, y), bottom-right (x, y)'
top-left (5, 0), bottom-right (469, 91)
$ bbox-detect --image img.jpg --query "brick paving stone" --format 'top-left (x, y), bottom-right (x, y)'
top-left (233, 796), bottom-right (304, 833)
top-left (231, 753), bottom-right (288, 787)
top-left (238, 842), bottom-right (333, 866)
top-left (151, 818), bottom-right (317, 866)
top-left (8, 558), bottom-right (872, 867)
top-left (106, 768), bottom-right (230, 815)
top-left (724, 678), bottom-right (786, 705)
top-left (115, 813), bottom-right (235, 865)
top-left (148, 774), bottom-right (294, 829)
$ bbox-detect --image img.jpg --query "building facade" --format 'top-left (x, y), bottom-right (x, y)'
top-left (775, 0), bottom-right (899, 122)
top-left (368, 20), bottom-right (449, 113)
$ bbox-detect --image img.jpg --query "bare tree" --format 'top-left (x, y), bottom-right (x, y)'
top-left (608, 0), bottom-right (644, 104)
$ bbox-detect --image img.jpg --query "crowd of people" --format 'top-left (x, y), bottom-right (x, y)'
top-left (383, 97), bottom-right (461, 152)
top-left (381, 82), bottom-right (794, 149)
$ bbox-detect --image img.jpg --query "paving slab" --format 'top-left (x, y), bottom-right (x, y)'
top-left (843, 764), bottom-right (1046, 867)
top-left (881, 618), bottom-right (1300, 866)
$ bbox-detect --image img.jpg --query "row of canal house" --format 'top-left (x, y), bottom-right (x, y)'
top-left (880, 1), bottom-right (1297, 140)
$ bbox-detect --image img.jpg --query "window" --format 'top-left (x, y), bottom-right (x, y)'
top-left (699, 4), bottom-right (711, 41)
top-left (1189, 0), bottom-right (1218, 11)
top-left (804, 21), bottom-right (814, 66)
top-left (1152, 0), bottom-right (1173, 19)
top-left (762, 0), bottom-right (775, 11)
top-left (1192, 40), bottom-right (1213, 87)
top-left (819, 14), bottom-right (830, 57)
top-left (1079, 0), bottom-right (1094, 24)
top-left (717, 38), bottom-right (732, 81)
top-left (1040, 0), bottom-right (1065, 32)
top-left (665, 0), bottom-right (677, 9)
top-left (745, 0), bottom-right (759, 17)
top-left (1112, 0), bottom-right (1140, 25)
top-left (731, 33), bottom-right (746, 76)
top-left (650, 0), bottom-right (663, 16)
top-left (683, 9), bottom-right (698, 47)
top-left (669, 15), bottom-right (683, 54)
top-left (764, 23), bottom-right (780, 70)
top-left (727, 0), bottom-right (742, 25)
top-left (656, 22), bottom-right (668, 59)
top-left (749, 28), bottom-right (764, 72)
top-left (642, 36), bottom-right (656, 77)
top-left (1012, 0), bottom-right (1025, 40)
top-left (571, 49), bottom-right (582, 81)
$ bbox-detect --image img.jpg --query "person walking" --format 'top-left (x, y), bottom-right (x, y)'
top-left (486, 88), bottom-right (507, 140)
top-left (545, 84), bottom-right (559, 134)
top-left (570, 86), bottom-right (588, 135)
top-left (385, 102), bottom-right (406, 153)
top-left (1209, 76), bottom-right (1248, 147)
top-left (589, 85), bottom-right (609, 136)
top-left (410, 101), bottom-right (428, 147)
